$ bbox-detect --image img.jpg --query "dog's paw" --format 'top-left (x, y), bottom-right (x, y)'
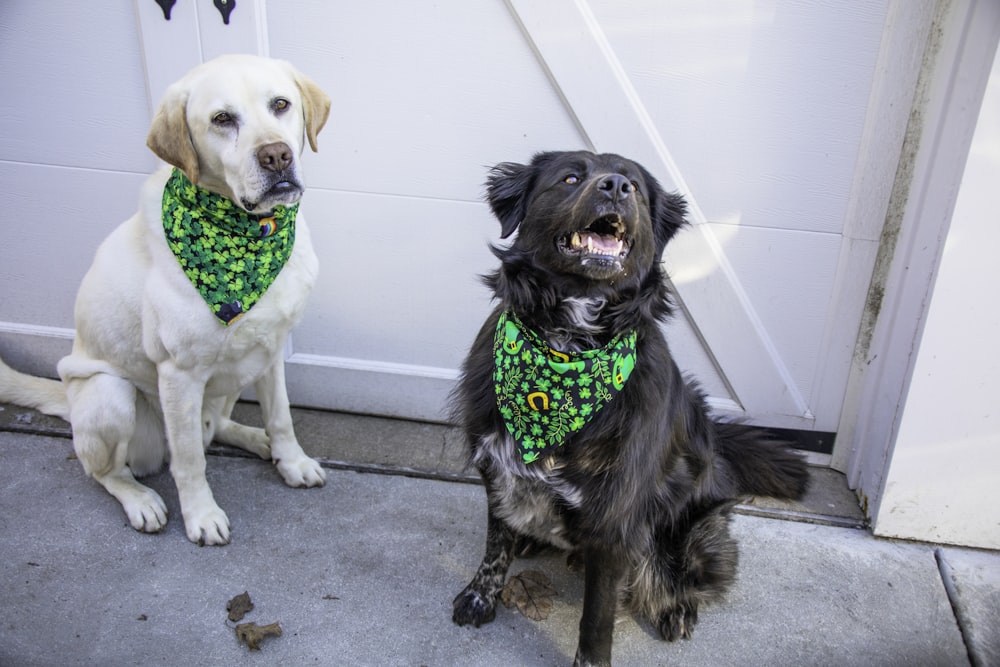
top-left (121, 488), bottom-right (169, 534)
top-left (657, 601), bottom-right (699, 642)
top-left (275, 455), bottom-right (327, 488)
top-left (182, 504), bottom-right (231, 546)
top-left (452, 587), bottom-right (497, 627)
top-left (573, 649), bottom-right (612, 667)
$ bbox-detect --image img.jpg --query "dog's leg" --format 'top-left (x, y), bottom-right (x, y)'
top-left (255, 359), bottom-right (326, 487)
top-left (211, 394), bottom-right (271, 459)
top-left (453, 505), bottom-right (517, 627)
top-left (157, 362), bottom-right (230, 546)
top-left (65, 374), bottom-right (168, 533)
top-left (574, 546), bottom-right (626, 667)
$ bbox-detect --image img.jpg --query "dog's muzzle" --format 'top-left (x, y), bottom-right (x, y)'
top-left (240, 142), bottom-right (304, 212)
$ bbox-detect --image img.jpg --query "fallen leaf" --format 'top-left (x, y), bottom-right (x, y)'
top-left (500, 569), bottom-right (557, 621)
top-left (235, 621), bottom-right (282, 650)
top-left (226, 591), bottom-right (254, 622)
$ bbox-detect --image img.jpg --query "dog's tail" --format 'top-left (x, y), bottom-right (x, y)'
top-left (715, 423), bottom-right (809, 500)
top-left (0, 357), bottom-right (70, 421)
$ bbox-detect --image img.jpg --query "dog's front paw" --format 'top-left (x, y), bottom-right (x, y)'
top-left (182, 503), bottom-right (231, 546)
top-left (275, 455), bottom-right (327, 488)
top-left (121, 487), bottom-right (169, 534)
top-left (573, 649), bottom-right (612, 667)
top-left (452, 587), bottom-right (497, 627)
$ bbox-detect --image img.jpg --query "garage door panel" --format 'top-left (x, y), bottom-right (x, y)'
top-left (296, 190), bottom-right (498, 370)
top-left (591, 0), bottom-right (886, 235)
top-left (268, 0), bottom-right (588, 202)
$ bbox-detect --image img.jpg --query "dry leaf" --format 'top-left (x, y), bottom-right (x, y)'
top-left (500, 569), bottom-right (557, 621)
top-left (226, 591), bottom-right (254, 622)
top-left (235, 621), bottom-right (282, 650)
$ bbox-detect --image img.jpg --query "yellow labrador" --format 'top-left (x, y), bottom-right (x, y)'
top-left (0, 55), bottom-right (331, 545)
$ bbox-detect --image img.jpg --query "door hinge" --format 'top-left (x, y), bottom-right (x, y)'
top-left (154, 0), bottom-right (176, 20)
top-left (213, 0), bottom-right (236, 25)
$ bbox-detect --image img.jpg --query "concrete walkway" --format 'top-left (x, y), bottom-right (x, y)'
top-left (1, 404), bottom-right (997, 666)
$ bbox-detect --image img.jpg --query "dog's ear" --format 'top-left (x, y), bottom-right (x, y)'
top-left (638, 163), bottom-right (688, 254)
top-left (280, 60), bottom-right (330, 153)
top-left (285, 64), bottom-right (331, 153)
top-left (146, 83), bottom-right (199, 184)
top-left (486, 161), bottom-right (538, 239)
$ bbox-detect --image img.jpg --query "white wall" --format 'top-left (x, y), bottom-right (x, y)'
top-left (873, 39), bottom-right (1000, 549)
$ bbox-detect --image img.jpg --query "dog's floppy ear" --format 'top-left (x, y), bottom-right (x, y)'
top-left (146, 83), bottom-right (199, 184)
top-left (486, 160), bottom-right (539, 239)
top-left (638, 163), bottom-right (688, 254)
top-left (284, 63), bottom-right (331, 153)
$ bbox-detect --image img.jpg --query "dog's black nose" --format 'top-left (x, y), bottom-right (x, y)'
top-left (257, 142), bottom-right (293, 172)
top-left (598, 174), bottom-right (634, 201)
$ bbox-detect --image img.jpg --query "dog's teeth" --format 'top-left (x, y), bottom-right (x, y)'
top-left (571, 232), bottom-right (581, 249)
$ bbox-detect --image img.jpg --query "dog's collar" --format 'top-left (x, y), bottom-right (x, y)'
top-left (161, 168), bottom-right (298, 325)
top-left (493, 311), bottom-right (637, 464)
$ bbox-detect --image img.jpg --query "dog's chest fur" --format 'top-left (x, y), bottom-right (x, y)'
top-left (127, 170), bottom-right (319, 397)
top-left (473, 432), bottom-right (583, 550)
top-left (472, 299), bottom-right (614, 550)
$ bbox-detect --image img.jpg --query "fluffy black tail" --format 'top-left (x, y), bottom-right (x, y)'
top-left (715, 423), bottom-right (810, 500)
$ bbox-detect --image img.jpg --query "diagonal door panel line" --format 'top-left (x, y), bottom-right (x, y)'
top-left (506, 0), bottom-right (810, 420)
top-left (570, 0), bottom-right (708, 224)
top-left (568, 0), bottom-right (797, 415)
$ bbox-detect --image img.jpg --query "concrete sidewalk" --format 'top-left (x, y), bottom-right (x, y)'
top-left (1, 408), bottom-right (997, 666)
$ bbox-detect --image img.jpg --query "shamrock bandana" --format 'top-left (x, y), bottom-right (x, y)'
top-left (161, 169), bottom-right (297, 325)
top-left (493, 311), bottom-right (637, 464)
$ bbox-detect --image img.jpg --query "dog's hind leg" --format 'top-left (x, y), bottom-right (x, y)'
top-left (209, 394), bottom-right (271, 460)
top-left (453, 505), bottom-right (517, 628)
top-left (633, 502), bottom-right (739, 642)
top-left (66, 373), bottom-right (168, 533)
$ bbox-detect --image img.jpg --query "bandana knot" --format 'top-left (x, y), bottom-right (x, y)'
top-left (493, 311), bottom-right (637, 464)
top-left (161, 169), bottom-right (297, 325)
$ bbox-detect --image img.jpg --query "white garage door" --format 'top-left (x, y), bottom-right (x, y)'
top-left (1, 0), bottom-right (921, 459)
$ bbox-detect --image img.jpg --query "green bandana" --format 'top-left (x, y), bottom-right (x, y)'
top-left (161, 169), bottom-right (298, 325)
top-left (493, 311), bottom-right (637, 464)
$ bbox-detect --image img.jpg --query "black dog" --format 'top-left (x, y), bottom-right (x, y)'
top-left (451, 151), bottom-right (809, 666)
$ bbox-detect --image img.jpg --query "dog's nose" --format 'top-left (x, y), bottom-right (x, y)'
top-left (598, 174), bottom-right (634, 201)
top-left (257, 142), bottom-right (293, 172)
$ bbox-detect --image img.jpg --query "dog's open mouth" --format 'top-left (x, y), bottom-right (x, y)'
top-left (559, 214), bottom-right (631, 265)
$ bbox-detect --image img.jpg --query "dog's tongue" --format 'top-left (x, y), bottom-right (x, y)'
top-left (578, 232), bottom-right (623, 255)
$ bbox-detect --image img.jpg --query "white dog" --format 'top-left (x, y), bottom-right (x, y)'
top-left (0, 55), bottom-right (331, 545)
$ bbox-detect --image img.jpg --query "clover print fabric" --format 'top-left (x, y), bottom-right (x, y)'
top-left (161, 169), bottom-right (297, 325)
top-left (493, 311), bottom-right (637, 464)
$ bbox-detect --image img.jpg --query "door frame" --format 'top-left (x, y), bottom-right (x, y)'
top-left (834, 0), bottom-right (1000, 510)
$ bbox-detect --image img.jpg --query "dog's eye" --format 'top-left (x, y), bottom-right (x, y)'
top-left (272, 98), bottom-right (291, 114)
top-left (564, 175), bottom-right (580, 185)
top-left (212, 111), bottom-right (234, 126)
